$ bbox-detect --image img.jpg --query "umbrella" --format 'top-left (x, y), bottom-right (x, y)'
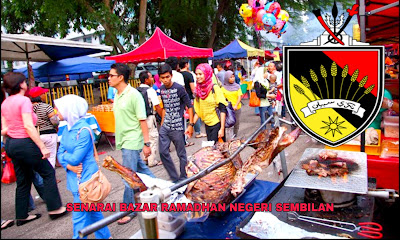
top-left (1, 33), bottom-right (113, 98)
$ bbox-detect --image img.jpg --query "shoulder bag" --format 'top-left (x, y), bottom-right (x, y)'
top-left (77, 127), bottom-right (111, 204)
top-left (211, 85), bottom-right (236, 128)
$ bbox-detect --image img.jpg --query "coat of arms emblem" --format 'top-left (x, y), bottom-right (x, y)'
top-left (283, 2), bottom-right (384, 147)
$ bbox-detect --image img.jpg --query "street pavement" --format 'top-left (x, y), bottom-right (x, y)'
top-left (1, 98), bottom-right (324, 239)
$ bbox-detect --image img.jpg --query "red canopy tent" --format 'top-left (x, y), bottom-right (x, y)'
top-left (105, 27), bottom-right (213, 63)
top-left (358, 0), bottom-right (399, 44)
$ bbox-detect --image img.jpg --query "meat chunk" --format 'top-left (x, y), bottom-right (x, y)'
top-left (302, 159), bottom-right (348, 178)
top-left (319, 150), bottom-right (338, 160)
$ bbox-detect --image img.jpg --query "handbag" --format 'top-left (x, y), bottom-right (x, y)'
top-left (211, 86), bottom-right (236, 128)
top-left (249, 90), bottom-right (261, 107)
top-left (1, 153), bottom-right (16, 184)
top-left (77, 127), bottom-right (111, 204)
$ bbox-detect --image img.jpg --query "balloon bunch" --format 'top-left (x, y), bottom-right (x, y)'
top-left (239, 0), bottom-right (289, 37)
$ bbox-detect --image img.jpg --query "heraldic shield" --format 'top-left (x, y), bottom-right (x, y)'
top-left (284, 46), bottom-right (384, 147)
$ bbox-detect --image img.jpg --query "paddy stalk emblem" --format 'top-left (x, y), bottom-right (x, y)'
top-left (295, 62), bottom-right (374, 137)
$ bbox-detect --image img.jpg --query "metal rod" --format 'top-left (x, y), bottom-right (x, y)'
top-left (169, 115), bottom-right (274, 192)
top-left (368, 2), bottom-right (399, 15)
top-left (274, 112), bottom-right (288, 178)
top-left (359, 0), bottom-right (367, 42)
top-left (79, 211), bottom-right (132, 238)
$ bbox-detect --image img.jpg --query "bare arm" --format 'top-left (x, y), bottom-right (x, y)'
top-left (1, 116), bottom-right (8, 136)
top-left (22, 113), bottom-right (49, 159)
top-left (189, 82), bottom-right (195, 95)
top-left (234, 94), bottom-right (242, 110)
top-left (140, 119), bottom-right (151, 157)
top-left (218, 112), bottom-right (226, 139)
top-left (184, 107), bottom-right (194, 138)
top-left (155, 105), bottom-right (163, 117)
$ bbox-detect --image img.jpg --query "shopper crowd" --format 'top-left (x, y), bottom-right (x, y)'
top-left (1, 57), bottom-right (287, 237)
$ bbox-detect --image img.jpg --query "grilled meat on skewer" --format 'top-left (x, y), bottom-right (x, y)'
top-left (103, 156), bottom-right (148, 192)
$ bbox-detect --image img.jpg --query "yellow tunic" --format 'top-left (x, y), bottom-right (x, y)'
top-left (194, 85), bottom-right (228, 126)
top-left (221, 87), bottom-right (243, 110)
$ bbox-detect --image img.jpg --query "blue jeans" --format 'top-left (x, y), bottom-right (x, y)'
top-left (259, 106), bottom-right (275, 130)
top-left (72, 192), bottom-right (111, 239)
top-left (255, 107), bottom-right (260, 115)
top-left (121, 149), bottom-right (155, 217)
top-left (28, 171), bottom-right (44, 211)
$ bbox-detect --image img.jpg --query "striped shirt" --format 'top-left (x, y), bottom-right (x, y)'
top-left (33, 102), bottom-right (57, 134)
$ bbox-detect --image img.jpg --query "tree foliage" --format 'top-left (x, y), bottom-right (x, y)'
top-left (1, 0), bottom-right (355, 54)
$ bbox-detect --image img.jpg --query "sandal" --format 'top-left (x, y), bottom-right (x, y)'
top-left (1, 220), bottom-right (14, 230)
top-left (16, 214), bottom-right (42, 226)
top-left (117, 214), bottom-right (136, 225)
top-left (195, 133), bottom-right (207, 138)
top-left (185, 142), bottom-right (195, 147)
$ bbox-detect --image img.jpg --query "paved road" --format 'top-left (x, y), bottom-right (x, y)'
top-left (1, 98), bottom-right (324, 239)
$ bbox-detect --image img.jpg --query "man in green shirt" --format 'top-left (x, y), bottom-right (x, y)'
top-left (108, 63), bottom-right (155, 225)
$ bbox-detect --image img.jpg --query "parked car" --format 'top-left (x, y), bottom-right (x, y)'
top-left (87, 71), bottom-right (109, 88)
top-left (134, 63), bottom-right (159, 79)
top-left (37, 73), bottom-right (92, 88)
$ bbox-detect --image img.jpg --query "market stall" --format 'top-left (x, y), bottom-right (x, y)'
top-left (15, 56), bottom-right (116, 105)
top-left (105, 27), bottom-right (213, 63)
top-left (212, 39), bottom-right (265, 91)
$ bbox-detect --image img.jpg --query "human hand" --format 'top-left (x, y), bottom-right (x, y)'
top-left (40, 146), bottom-right (51, 159)
top-left (69, 163), bottom-right (83, 178)
top-left (382, 97), bottom-right (393, 109)
top-left (185, 126), bottom-right (193, 138)
top-left (218, 128), bottom-right (224, 139)
top-left (143, 145), bottom-right (151, 158)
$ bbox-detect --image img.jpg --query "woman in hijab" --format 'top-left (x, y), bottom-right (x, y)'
top-left (221, 70), bottom-right (243, 139)
top-left (193, 63), bottom-right (228, 143)
top-left (55, 95), bottom-right (111, 239)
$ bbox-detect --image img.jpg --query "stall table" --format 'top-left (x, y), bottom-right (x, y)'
top-left (178, 180), bottom-right (279, 239)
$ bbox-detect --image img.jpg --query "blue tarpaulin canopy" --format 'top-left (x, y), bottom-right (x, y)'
top-left (212, 39), bottom-right (265, 60)
top-left (15, 56), bottom-right (116, 82)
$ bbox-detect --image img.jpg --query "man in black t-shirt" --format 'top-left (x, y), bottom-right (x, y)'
top-left (159, 64), bottom-right (194, 182)
top-left (178, 58), bottom-right (195, 99)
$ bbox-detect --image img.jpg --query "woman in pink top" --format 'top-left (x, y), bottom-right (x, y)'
top-left (1, 72), bottom-right (68, 226)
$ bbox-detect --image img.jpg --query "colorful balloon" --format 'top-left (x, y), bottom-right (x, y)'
top-left (256, 9), bottom-right (267, 23)
top-left (249, 0), bottom-right (265, 10)
top-left (277, 9), bottom-right (289, 22)
top-left (280, 22), bottom-right (288, 33)
top-left (262, 13), bottom-right (277, 26)
top-left (265, 2), bottom-right (281, 17)
top-left (244, 17), bottom-right (254, 27)
top-left (239, 4), bottom-right (253, 18)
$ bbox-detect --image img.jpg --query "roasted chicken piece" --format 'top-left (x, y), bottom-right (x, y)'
top-left (103, 156), bottom-right (148, 192)
top-left (319, 150), bottom-right (338, 160)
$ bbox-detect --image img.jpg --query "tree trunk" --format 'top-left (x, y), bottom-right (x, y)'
top-left (138, 0), bottom-right (147, 45)
top-left (207, 0), bottom-right (228, 48)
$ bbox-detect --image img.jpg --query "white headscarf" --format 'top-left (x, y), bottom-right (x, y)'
top-left (54, 95), bottom-right (88, 130)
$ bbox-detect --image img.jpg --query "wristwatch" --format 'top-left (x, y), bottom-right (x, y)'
top-left (189, 123), bottom-right (195, 127)
top-left (144, 142), bottom-right (151, 147)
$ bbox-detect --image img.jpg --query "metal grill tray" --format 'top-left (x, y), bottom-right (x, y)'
top-left (284, 148), bottom-right (368, 194)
